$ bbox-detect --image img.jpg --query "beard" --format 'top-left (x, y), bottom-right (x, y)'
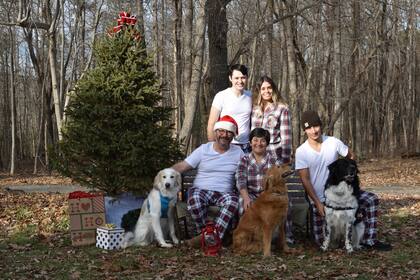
top-left (216, 136), bottom-right (232, 150)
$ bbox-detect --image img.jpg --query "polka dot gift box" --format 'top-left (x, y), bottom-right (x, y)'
top-left (96, 226), bottom-right (125, 250)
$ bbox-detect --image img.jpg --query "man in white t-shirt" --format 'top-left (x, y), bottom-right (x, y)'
top-left (173, 115), bottom-right (244, 247)
top-left (207, 64), bottom-right (252, 152)
top-left (295, 110), bottom-right (391, 251)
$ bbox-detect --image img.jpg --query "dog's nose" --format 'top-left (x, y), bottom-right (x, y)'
top-left (165, 183), bottom-right (170, 189)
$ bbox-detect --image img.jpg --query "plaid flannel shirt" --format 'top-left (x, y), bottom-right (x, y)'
top-left (251, 103), bottom-right (292, 164)
top-left (235, 152), bottom-right (277, 196)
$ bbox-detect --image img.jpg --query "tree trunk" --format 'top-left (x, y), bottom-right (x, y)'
top-left (152, 0), bottom-right (160, 77)
top-left (350, 0), bottom-right (361, 155)
top-left (178, 0), bottom-right (206, 150)
top-left (281, 0), bottom-right (299, 147)
top-left (49, 32), bottom-right (63, 140)
top-left (136, 0), bottom-right (147, 50)
top-left (182, 0), bottom-right (193, 96)
top-left (9, 29), bottom-right (16, 175)
top-left (331, 0), bottom-right (343, 138)
top-left (172, 0), bottom-right (182, 133)
top-left (159, 0), bottom-right (166, 88)
top-left (206, 0), bottom-right (230, 109)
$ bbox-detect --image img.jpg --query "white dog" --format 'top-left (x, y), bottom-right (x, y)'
top-left (122, 168), bottom-right (181, 248)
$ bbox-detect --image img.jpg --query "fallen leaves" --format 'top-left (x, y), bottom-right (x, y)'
top-left (358, 157), bottom-right (420, 187)
top-left (0, 190), bottom-right (68, 239)
top-left (0, 158), bottom-right (419, 279)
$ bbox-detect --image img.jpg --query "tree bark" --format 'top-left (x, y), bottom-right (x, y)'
top-left (178, 0), bottom-right (206, 150)
top-left (172, 0), bottom-right (182, 132)
top-left (281, 0), bottom-right (299, 147)
top-left (9, 28), bottom-right (16, 175)
top-left (206, 0), bottom-right (231, 109)
top-left (331, 0), bottom-right (343, 138)
top-left (136, 0), bottom-right (147, 50)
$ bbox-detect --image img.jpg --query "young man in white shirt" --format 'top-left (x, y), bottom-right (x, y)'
top-left (173, 115), bottom-right (244, 247)
top-left (295, 110), bottom-right (391, 251)
top-left (207, 64), bottom-right (252, 153)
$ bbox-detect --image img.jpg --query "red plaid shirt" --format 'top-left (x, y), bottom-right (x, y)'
top-left (251, 103), bottom-right (292, 163)
top-left (235, 152), bottom-right (277, 196)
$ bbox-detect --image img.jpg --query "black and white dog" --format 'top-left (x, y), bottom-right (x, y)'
top-left (321, 158), bottom-right (365, 253)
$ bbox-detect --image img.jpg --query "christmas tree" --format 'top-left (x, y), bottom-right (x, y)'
top-left (54, 22), bottom-right (183, 196)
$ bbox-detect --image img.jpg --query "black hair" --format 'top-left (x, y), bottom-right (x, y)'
top-left (249, 128), bottom-right (270, 144)
top-left (228, 64), bottom-right (248, 77)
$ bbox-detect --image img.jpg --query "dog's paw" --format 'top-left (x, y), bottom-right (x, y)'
top-left (263, 252), bottom-right (272, 258)
top-left (346, 246), bottom-right (354, 254)
top-left (353, 245), bottom-right (362, 250)
top-left (320, 245), bottom-right (328, 252)
top-left (172, 238), bottom-right (180, 245)
top-left (160, 242), bottom-right (173, 248)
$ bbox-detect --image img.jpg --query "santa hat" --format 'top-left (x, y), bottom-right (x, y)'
top-left (213, 115), bottom-right (238, 136)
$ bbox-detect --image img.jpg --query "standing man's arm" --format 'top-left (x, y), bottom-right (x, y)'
top-left (298, 168), bottom-right (325, 217)
top-left (207, 106), bottom-right (221, 141)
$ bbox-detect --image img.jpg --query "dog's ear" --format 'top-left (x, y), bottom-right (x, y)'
top-left (263, 175), bottom-right (272, 191)
top-left (153, 170), bottom-right (162, 190)
top-left (326, 160), bottom-right (340, 185)
top-left (328, 160), bottom-right (338, 174)
top-left (353, 160), bottom-right (360, 174)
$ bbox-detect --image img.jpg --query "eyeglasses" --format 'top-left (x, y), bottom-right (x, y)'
top-left (216, 129), bottom-right (234, 136)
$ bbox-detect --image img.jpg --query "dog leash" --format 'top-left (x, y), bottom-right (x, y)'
top-left (281, 170), bottom-right (295, 178)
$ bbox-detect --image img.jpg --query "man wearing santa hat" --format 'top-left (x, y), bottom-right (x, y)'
top-left (173, 115), bottom-right (244, 247)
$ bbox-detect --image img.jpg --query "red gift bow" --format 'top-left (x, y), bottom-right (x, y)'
top-left (108, 11), bottom-right (139, 39)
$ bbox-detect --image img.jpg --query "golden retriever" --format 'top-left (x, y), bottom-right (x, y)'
top-left (233, 164), bottom-right (292, 257)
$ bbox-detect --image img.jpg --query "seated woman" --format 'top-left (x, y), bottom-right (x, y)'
top-left (235, 127), bottom-right (294, 243)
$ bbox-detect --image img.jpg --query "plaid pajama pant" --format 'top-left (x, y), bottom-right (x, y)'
top-left (187, 187), bottom-right (239, 239)
top-left (312, 190), bottom-right (379, 246)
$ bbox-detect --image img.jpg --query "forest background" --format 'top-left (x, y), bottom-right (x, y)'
top-left (0, 0), bottom-right (418, 175)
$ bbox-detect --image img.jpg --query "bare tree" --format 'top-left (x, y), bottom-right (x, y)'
top-left (178, 0), bottom-right (206, 151)
top-left (8, 27), bottom-right (16, 175)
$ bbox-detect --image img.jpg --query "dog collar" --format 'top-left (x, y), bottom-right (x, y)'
top-left (324, 203), bottom-right (357, 211)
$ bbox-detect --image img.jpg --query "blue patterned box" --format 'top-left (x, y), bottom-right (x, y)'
top-left (96, 227), bottom-right (125, 250)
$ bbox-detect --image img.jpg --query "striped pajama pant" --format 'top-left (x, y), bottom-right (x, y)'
top-left (187, 187), bottom-right (239, 239)
top-left (312, 190), bottom-right (379, 246)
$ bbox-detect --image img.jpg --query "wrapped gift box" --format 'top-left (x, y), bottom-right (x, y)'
top-left (96, 227), bottom-right (125, 250)
top-left (68, 191), bottom-right (106, 246)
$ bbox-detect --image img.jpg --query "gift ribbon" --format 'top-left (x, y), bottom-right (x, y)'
top-left (68, 191), bottom-right (100, 199)
top-left (108, 11), bottom-right (139, 39)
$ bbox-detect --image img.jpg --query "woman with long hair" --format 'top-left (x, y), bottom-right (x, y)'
top-left (251, 75), bottom-right (292, 164)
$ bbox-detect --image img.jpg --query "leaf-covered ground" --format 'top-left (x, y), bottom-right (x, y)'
top-left (0, 158), bottom-right (419, 279)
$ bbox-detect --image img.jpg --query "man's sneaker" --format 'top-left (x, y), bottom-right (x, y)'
top-left (362, 241), bottom-right (392, 251)
top-left (185, 235), bottom-right (202, 249)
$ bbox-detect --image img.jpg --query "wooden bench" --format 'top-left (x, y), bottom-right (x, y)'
top-left (175, 169), bottom-right (311, 240)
